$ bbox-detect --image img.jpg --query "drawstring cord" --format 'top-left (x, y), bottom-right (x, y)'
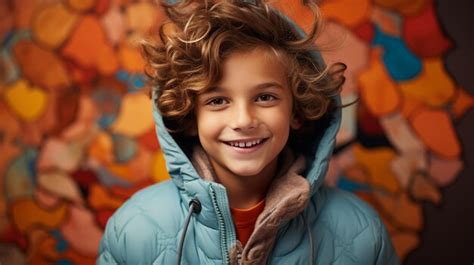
top-left (177, 198), bottom-right (202, 265)
top-left (303, 216), bottom-right (314, 265)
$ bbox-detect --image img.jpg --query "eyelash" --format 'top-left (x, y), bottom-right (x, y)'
top-left (256, 94), bottom-right (277, 102)
top-left (204, 94), bottom-right (278, 106)
top-left (206, 97), bottom-right (228, 106)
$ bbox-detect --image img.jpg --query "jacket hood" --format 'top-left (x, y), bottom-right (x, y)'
top-left (151, 5), bottom-right (341, 197)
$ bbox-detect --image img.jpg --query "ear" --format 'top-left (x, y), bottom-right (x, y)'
top-left (290, 117), bottom-right (302, 130)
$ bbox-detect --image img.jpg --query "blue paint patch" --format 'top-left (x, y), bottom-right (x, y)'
top-left (372, 26), bottom-right (422, 81)
top-left (116, 70), bottom-right (129, 82)
top-left (336, 176), bottom-right (371, 193)
top-left (0, 30), bottom-right (31, 84)
top-left (57, 259), bottom-right (73, 265)
top-left (131, 74), bottom-right (145, 89)
top-left (115, 70), bottom-right (147, 93)
top-left (95, 165), bottom-right (132, 188)
top-left (50, 230), bottom-right (68, 253)
top-left (92, 88), bottom-right (122, 129)
top-left (4, 149), bottom-right (38, 201)
top-left (111, 133), bottom-right (138, 163)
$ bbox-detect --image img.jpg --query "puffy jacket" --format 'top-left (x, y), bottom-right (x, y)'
top-left (97, 93), bottom-right (400, 264)
top-left (97, 4), bottom-right (400, 265)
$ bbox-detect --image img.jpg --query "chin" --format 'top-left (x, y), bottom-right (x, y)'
top-left (229, 167), bottom-right (264, 178)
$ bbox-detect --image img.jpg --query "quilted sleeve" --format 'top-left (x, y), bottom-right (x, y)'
top-left (375, 217), bottom-right (401, 265)
top-left (97, 215), bottom-right (121, 265)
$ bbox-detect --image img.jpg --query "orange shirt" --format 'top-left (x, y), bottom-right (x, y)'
top-left (230, 199), bottom-right (266, 247)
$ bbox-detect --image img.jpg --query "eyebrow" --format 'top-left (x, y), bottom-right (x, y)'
top-left (201, 81), bottom-right (285, 95)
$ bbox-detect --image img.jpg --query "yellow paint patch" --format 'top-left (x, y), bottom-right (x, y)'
top-left (353, 144), bottom-right (401, 194)
top-left (110, 92), bottom-right (154, 137)
top-left (400, 58), bottom-right (456, 107)
top-left (11, 198), bottom-right (67, 233)
top-left (4, 79), bottom-right (47, 121)
top-left (152, 150), bottom-right (171, 183)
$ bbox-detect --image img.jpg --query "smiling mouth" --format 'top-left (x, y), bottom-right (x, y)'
top-left (224, 138), bottom-right (268, 148)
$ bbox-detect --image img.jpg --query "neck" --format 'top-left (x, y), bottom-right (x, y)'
top-left (212, 157), bottom-right (278, 209)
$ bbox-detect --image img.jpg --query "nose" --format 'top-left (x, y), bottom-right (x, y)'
top-left (230, 102), bottom-right (257, 131)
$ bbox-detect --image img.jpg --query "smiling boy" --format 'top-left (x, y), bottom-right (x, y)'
top-left (98, 1), bottom-right (400, 264)
top-left (195, 47), bottom-right (296, 210)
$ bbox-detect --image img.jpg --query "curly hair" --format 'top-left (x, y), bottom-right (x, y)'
top-left (142, 0), bottom-right (346, 134)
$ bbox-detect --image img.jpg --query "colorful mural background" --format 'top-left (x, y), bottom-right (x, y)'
top-left (0, 0), bottom-right (473, 264)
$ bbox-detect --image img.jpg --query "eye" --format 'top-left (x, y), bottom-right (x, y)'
top-left (256, 94), bottom-right (277, 102)
top-left (206, 97), bottom-right (228, 106)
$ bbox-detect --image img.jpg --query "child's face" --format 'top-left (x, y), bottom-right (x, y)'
top-left (195, 47), bottom-right (297, 182)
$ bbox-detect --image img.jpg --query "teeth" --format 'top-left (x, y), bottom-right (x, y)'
top-left (228, 139), bottom-right (263, 148)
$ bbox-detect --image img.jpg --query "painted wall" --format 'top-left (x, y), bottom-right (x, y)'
top-left (0, 0), bottom-right (472, 264)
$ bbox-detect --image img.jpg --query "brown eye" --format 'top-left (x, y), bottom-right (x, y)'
top-left (256, 94), bottom-right (277, 102)
top-left (207, 97), bottom-right (228, 106)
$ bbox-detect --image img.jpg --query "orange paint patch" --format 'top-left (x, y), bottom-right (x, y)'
top-left (374, 0), bottom-right (428, 16)
top-left (373, 191), bottom-right (423, 230)
top-left (88, 183), bottom-right (124, 210)
top-left (410, 108), bottom-right (461, 158)
top-left (10, 198), bottom-right (67, 233)
top-left (13, 0), bottom-right (43, 29)
top-left (31, 2), bottom-right (79, 49)
top-left (399, 58), bottom-right (456, 107)
top-left (353, 144), bottom-right (401, 194)
top-left (451, 87), bottom-right (474, 119)
top-left (371, 5), bottom-right (402, 36)
top-left (400, 96), bottom-right (423, 119)
top-left (271, 0), bottom-right (315, 33)
top-left (410, 173), bottom-right (441, 204)
top-left (320, 0), bottom-right (372, 28)
top-left (118, 43), bottom-right (145, 73)
top-left (61, 15), bottom-right (118, 75)
top-left (0, 3), bottom-right (13, 41)
top-left (13, 40), bottom-right (71, 91)
top-left (67, 0), bottom-right (96, 12)
top-left (391, 232), bottom-right (420, 260)
top-left (358, 49), bottom-right (401, 117)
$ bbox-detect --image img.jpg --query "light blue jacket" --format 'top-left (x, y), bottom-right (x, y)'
top-left (97, 91), bottom-right (400, 264)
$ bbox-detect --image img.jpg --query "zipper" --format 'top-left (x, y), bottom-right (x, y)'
top-left (210, 186), bottom-right (230, 265)
top-left (236, 248), bottom-right (242, 265)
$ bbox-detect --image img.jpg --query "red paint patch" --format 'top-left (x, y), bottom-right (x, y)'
top-left (354, 21), bottom-right (375, 42)
top-left (403, 1), bottom-right (452, 57)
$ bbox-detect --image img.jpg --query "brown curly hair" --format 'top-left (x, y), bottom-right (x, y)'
top-left (142, 0), bottom-right (346, 134)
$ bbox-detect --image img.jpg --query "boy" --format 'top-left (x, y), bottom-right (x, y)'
top-left (98, 0), bottom-right (400, 264)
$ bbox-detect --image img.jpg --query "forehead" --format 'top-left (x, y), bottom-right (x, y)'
top-left (217, 47), bottom-right (290, 88)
